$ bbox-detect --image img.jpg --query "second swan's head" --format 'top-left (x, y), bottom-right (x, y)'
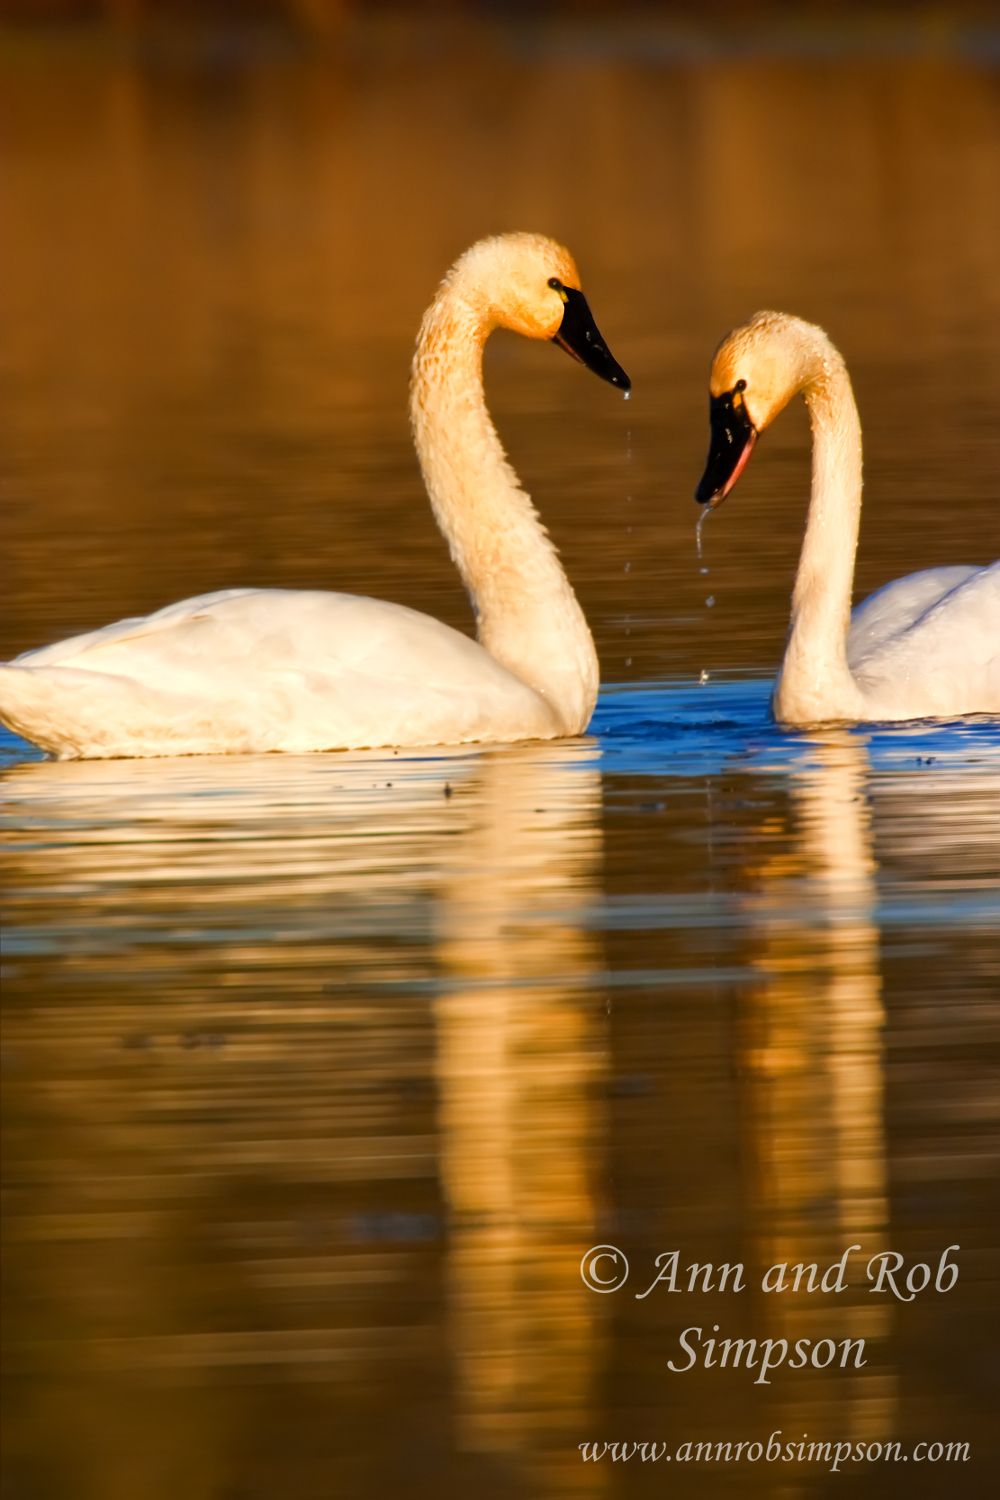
top-left (448, 233), bottom-right (631, 394)
top-left (695, 311), bottom-right (832, 508)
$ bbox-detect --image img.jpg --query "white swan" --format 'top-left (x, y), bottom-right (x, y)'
top-left (0, 233), bottom-right (629, 760)
top-left (695, 311), bottom-right (1000, 725)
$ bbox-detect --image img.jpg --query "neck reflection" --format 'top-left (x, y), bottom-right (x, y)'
top-left (742, 735), bottom-right (893, 1440)
top-left (2, 741), bottom-right (608, 1497)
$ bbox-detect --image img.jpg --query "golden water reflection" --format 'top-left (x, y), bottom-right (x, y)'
top-left (433, 754), bottom-right (607, 1481)
top-left (2, 742), bottom-right (611, 1497)
top-left (743, 739), bottom-right (894, 1444)
top-left (5, 725), bottom-right (999, 1494)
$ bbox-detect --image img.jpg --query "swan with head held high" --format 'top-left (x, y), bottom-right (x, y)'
top-left (695, 312), bottom-right (1000, 725)
top-left (0, 233), bottom-right (629, 760)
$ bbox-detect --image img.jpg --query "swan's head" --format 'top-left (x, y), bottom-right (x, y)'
top-left (453, 233), bottom-right (630, 393)
top-left (695, 311), bottom-right (831, 508)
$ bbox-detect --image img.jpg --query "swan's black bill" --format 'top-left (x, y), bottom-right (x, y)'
top-left (552, 288), bottom-right (631, 393)
top-left (695, 388), bottom-right (757, 508)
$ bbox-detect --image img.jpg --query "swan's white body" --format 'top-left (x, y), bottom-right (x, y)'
top-left (0, 589), bottom-right (567, 759)
top-left (704, 312), bottom-right (1000, 726)
top-left (1, 234), bottom-right (617, 760)
top-left (841, 563), bottom-right (1000, 722)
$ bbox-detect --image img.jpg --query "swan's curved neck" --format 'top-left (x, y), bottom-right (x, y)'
top-left (410, 282), bottom-right (598, 734)
top-left (775, 346), bottom-right (865, 721)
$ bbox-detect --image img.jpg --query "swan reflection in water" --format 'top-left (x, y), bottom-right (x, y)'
top-left (737, 731), bottom-right (999, 1451)
top-left (1, 740), bottom-right (609, 1497)
top-left (431, 751), bottom-right (608, 1467)
top-left (740, 736), bottom-right (895, 1440)
top-left (4, 724), bottom-right (999, 1492)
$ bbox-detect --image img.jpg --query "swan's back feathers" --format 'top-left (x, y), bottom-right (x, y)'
top-left (848, 561), bottom-right (1000, 718)
top-left (1, 589), bottom-right (562, 758)
top-left (12, 588), bottom-right (259, 670)
top-left (847, 566), bottom-right (982, 665)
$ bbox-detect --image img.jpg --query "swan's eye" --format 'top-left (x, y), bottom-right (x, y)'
top-left (735, 378), bottom-right (747, 392)
top-left (548, 277), bottom-right (562, 291)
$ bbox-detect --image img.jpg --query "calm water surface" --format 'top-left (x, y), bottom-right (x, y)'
top-left (2, 14), bottom-right (1000, 1499)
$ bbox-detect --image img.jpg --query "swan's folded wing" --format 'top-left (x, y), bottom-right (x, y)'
top-left (849, 562), bottom-right (1000, 714)
top-left (12, 590), bottom-right (264, 669)
top-left (847, 565), bottom-right (982, 668)
top-left (15, 588), bottom-right (527, 689)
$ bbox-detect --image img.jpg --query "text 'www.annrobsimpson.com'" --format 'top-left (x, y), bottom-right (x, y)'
top-left (578, 1435), bottom-right (971, 1476)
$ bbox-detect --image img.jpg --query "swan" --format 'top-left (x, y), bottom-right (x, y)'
top-left (0, 233), bottom-right (629, 760)
top-left (695, 311), bottom-right (1000, 725)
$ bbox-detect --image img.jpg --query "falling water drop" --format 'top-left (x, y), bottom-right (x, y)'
top-left (695, 508), bottom-right (716, 674)
top-left (623, 424), bottom-right (634, 674)
top-left (695, 505), bottom-right (712, 562)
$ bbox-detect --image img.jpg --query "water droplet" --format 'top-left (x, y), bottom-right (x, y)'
top-left (699, 669), bottom-right (710, 684)
top-left (623, 389), bottom-right (631, 402)
top-left (625, 656), bottom-right (632, 668)
top-left (699, 566), bottom-right (709, 576)
top-left (705, 595), bottom-right (715, 608)
top-left (695, 506), bottom-right (712, 561)
top-left (624, 561), bottom-right (631, 574)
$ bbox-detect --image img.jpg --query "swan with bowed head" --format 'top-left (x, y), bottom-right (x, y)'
top-left (0, 234), bottom-right (629, 760)
top-left (696, 311), bottom-right (1000, 725)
